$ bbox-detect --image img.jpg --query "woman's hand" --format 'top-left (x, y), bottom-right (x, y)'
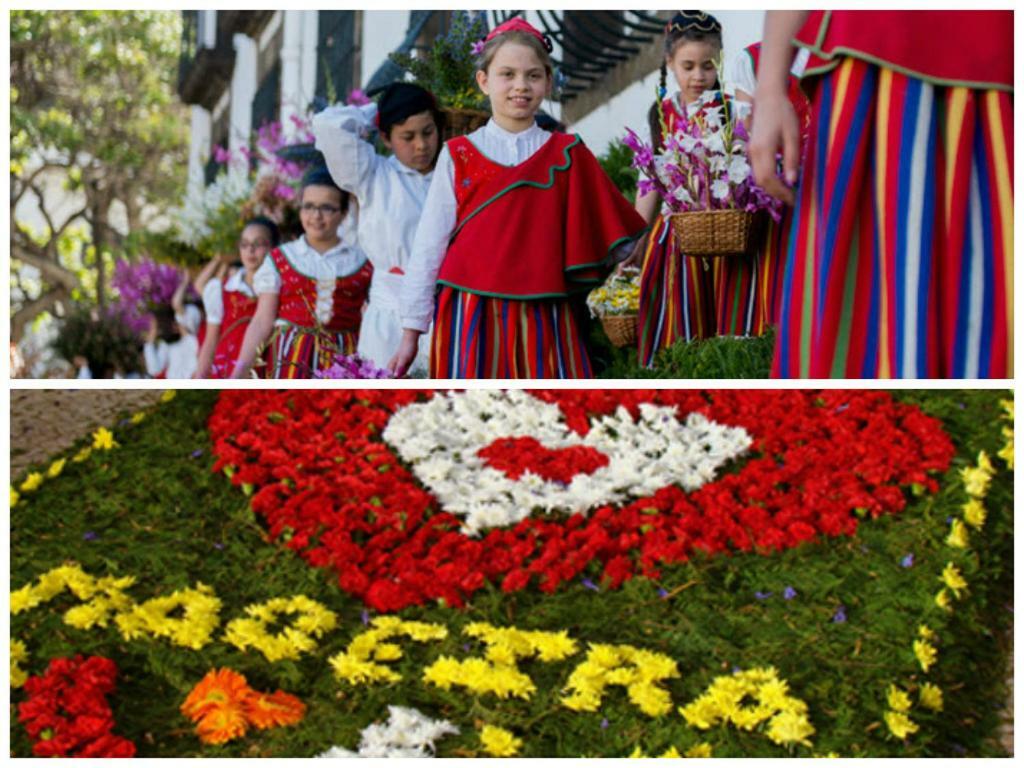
top-left (387, 329), bottom-right (422, 378)
top-left (748, 92), bottom-right (800, 206)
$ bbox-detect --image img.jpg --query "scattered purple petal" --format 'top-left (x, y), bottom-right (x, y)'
top-left (783, 586), bottom-right (797, 600)
top-left (755, 590), bottom-right (773, 600)
top-left (581, 577), bottom-right (600, 592)
top-left (834, 403), bottom-right (849, 413)
top-left (956, 402), bottom-right (967, 410)
top-left (901, 553), bottom-right (915, 568)
top-left (213, 542), bottom-right (224, 550)
top-left (191, 449), bottom-right (204, 459)
top-left (83, 531), bottom-right (98, 541)
top-left (118, 418), bottom-right (132, 427)
top-left (462, 643), bottom-right (472, 653)
top-left (832, 606), bottom-right (847, 623)
top-left (946, 516), bottom-right (954, 524)
top-left (600, 718), bottom-right (609, 730)
top-left (731, 666), bottom-right (742, 674)
top-left (657, 587), bottom-right (670, 599)
top-left (360, 609), bottom-right (370, 626)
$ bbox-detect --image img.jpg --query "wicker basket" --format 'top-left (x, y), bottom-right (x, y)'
top-left (600, 314), bottom-right (638, 348)
top-left (670, 209), bottom-right (765, 257)
top-left (441, 107), bottom-right (490, 141)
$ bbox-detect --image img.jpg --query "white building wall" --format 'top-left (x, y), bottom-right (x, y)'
top-left (567, 10), bottom-right (766, 154)
top-left (228, 33), bottom-right (258, 171)
top-left (187, 105), bottom-right (212, 194)
top-left (360, 11), bottom-right (410, 90)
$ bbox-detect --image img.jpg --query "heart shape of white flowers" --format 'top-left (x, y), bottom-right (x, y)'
top-left (382, 391), bottom-right (752, 536)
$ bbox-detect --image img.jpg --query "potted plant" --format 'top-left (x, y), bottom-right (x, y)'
top-left (389, 12), bottom-right (491, 140)
top-left (624, 90), bottom-right (781, 257)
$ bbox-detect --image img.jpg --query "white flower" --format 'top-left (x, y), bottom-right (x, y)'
top-left (699, 89), bottom-right (719, 105)
top-left (732, 100), bottom-right (753, 120)
top-left (702, 106), bottom-right (724, 128)
top-left (703, 131), bottom-right (726, 156)
top-left (382, 392), bottom-right (751, 535)
top-left (671, 186), bottom-right (694, 205)
top-left (727, 155), bottom-right (751, 185)
top-left (318, 706), bottom-right (459, 758)
top-left (677, 133), bottom-right (700, 154)
top-left (711, 179), bottom-right (731, 200)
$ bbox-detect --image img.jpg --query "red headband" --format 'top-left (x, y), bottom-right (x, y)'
top-left (484, 17), bottom-right (553, 53)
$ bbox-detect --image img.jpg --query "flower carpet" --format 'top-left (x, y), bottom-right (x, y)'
top-left (9, 389), bottom-right (1014, 757)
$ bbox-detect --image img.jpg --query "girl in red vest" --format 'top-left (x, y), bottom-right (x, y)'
top-left (750, 10), bottom-right (1013, 378)
top-left (390, 17), bottom-right (645, 379)
top-left (230, 169), bottom-right (372, 378)
top-left (194, 216), bottom-right (279, 378)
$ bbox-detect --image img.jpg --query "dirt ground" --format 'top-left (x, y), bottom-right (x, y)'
top-left (9, 390), bottom-right (164, 475)
top-left (5, 388), bottom-right (1015, 755)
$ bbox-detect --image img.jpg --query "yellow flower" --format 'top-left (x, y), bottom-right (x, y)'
top-left (92, 427), bottom-right (119, 450)
top-left (998, 431), bottom-right (1013, 469)
top-left (976, 450), bottom-right (994, 476)
top-left (331, 618), bottom-right (447, 686)
top-left (960, 466), bottom-right (991, 498)
top-left (918, 682), bottom-right (943, 712)
top-left (72, 446), bottom-right (93, 463)
top-left (886, 684), bottom-right (911, 712)
top-left (940, 562), bottom-right (967, 598)
top-left (945, 518), bottom-right (969, 549)
top-left (479, 725), bottom-right (522, 757)
top-left (161, 389), bottom-right (177, 402)
top-left (20, 472), bottom-right (44, 493)
top-left (913, 639), bottom-right (938, 673)
top-left (884, 710), bottom-right (918, 739)
top-left (223, 595), bottom-right (337, 662)
top-left (1000, 399), bottom-right (1014, 421)
top-left (46, 458), bottom-right (67, 479)
top-left (131, 411), bottom-right (146, 424)
top-left (115, 584), bottom-right (221, 649)
top-left (11, 639), bottom-right (28, 689)
top-left (962, 499), bottom-right (987, 530)
top-left (684, 743), bottom-right (712, 758)
top-left (918, 624), bottom-right (937, 642)
top-left (628, 746), bottom-right (647, 758)
top-left (11, 487), bottom-right (19, 507)
top-left (657, 746), bottom-right (682, 758)
top-left (766, 710), bottom-right (815, 747)
top-left (934, 589), bottom-right (953, 612)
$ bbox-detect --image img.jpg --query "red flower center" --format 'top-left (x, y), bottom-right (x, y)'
top-left (478, 437), bottom-right (609, 484)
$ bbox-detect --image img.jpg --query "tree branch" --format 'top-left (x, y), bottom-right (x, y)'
top-left (11, 230), bottom-right (82, 291)
top-left (11, 285), bottom-right (68, 343)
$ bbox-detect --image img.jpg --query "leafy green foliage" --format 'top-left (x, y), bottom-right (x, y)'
top-left (597, 140), bottom-right (640, 201)
top-left (49, 304), bottom-right (144, 377)
top-left (593, 326), bottom-right (775, 378)
top-left (9, 391), bottom-right (1013, 757)
top-left (390, 12), bottom-right (489, 111)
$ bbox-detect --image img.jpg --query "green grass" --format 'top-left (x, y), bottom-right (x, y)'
top-left (9, 390), bottom-right (1013, 757)
top-left (591, 325), bottom-right (775, 379)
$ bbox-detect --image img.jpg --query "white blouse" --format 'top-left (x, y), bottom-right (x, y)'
top-left (313, 102), bottom-right (433, 307)
top-left (253, 236), bottom-right (367, 326)
top-left (400, 119), bottom-right (553, 332)
top-left (201, 270), bottom-right (255, 325)
top-left (729, 46), bottom-right (811, 98)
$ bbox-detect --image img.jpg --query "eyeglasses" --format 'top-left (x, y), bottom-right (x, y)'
top-left (300, 203), bottom-right (342, 216)
top-left (239, 240), bottom-right (271, 251)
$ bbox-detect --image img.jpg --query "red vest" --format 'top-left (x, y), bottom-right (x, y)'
top-left (270, 247), bottom-right (372, 332)
top-left (438, 132), bottom-right (646, 298)
top-left (211, 282), bottom-right (257, 378)
top-left (796, 10), bottom-right (1012, 90)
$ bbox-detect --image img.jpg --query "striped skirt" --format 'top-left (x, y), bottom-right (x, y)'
top-left (712, 211), bottom-right (790, 337)
top-left (773, 57), bottom-right (1013, 378)
top-left (264, 324), bottom-right (358, 379)
top-left (636, 215), bottom-right (716, 367)
top-left (431, 286), bottom-right (592, 379)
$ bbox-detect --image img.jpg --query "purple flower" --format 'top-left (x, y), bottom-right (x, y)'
top-left (213, 144), bottom-right (232, 164)
top-left (346, 88), bottom-right (371, 106)
top-left (901, 553), bottom-right (914, 568)
top-left (83, 531), bottom-right (98, 541)
top-left (755, 590), bottom-right (772, 600)
top-left (315, 353), bottom-right (393, 379)
top-left (581, 577), bottom-right (600, 592)
top-left (832, 606), bottom-right (847, 623)
top-left (470, 39), bottom-right (485, 56)
top-left (783, 586), bottom-right (797, 600)
top-left (191, 449), bottom-right (204, 459)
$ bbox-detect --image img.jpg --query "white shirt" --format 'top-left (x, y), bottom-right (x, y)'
top-left (174, 304), bottom-right (203, 336)
top-left (729, 46), bottom-right (810, 98)
top-left (401, 119), bottom-right (553, 332)
top-left (144, 335), bottom-right (198, 379)
top-left (253, 236), bottom-right (367, 326)
top-left (202, 270), bottom-right (256, 325)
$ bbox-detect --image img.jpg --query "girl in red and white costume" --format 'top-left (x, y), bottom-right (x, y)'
top-left (390, 17), bottom-right (645, 379)
top-left (230, 170), bottom-right (372, 379)
top-left (194, 216), bottom-right (279, 378)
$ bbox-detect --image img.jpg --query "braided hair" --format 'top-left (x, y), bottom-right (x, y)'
top-left (649, 11), bottom-right (723, 150)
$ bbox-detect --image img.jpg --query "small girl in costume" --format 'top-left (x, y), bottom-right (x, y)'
top-left (750, 10), bottom-right (1013, 378)
top-left (313, 82), bottom-right (444, 375)
top-left (391, 17), bottom-right (645, 378)
top-left (144, 274), bottom-right (202, 380)
top-left (632, 11), bottom-right (723, 366)
top-left (194, 216), bottom-right (280, 378)
top-left (230, 169), bottom-right (372, 378)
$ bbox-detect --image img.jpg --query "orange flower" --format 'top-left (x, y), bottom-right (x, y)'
top-left (195, 702), bottom-right (249, 745)
top-left (243, 689), bottom-right (306, 730)
top-left (181, 668), bottom-right (250, 722)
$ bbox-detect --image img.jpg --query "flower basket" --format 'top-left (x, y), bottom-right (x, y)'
top-left (600, 314), bottom-right (638, 348)
top-left (441, 107), bottom-right (490, 141)
top-left (670, 209), bottom-right (765, 257)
